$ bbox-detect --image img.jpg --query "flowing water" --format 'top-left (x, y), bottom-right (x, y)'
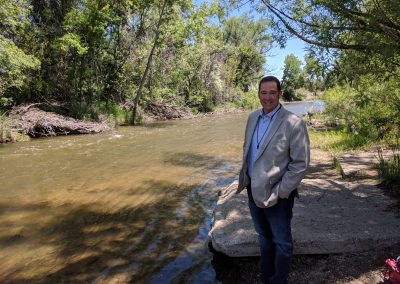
top-left (0, 101), bottom-right (323, 283)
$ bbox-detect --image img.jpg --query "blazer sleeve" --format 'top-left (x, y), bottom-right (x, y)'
top-left (275, 119), bottom-right (310, 199)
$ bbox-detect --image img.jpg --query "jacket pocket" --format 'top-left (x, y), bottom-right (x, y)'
top-left (268, 177), bottom-right (278, 185)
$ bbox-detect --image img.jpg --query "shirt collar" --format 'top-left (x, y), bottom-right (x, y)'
top-left (259, 103), bottom-right (281, 118)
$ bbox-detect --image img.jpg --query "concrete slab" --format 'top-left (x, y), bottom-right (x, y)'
top-left (210, 171), bottom-right (400, 257)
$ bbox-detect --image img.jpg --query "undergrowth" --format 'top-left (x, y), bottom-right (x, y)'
top-left (376, 148), bottom-right (400, 197)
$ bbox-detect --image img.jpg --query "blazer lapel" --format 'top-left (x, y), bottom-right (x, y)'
top-left (254, 107), bottom-right (286, 162)
top-left (243, 110), bottom-right (260, 159)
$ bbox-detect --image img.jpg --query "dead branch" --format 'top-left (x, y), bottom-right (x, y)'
top-left (10, 106), bottom-right (110, 137)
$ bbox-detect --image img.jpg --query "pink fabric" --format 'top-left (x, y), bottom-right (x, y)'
top-left (385, 258), bottom-right (400, 284)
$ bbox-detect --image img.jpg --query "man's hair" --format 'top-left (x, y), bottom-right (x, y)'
top-left (258, 76), bottom-right (282, 92)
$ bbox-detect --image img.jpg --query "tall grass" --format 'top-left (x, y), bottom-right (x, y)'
top-left (308, 129), bottom-right (370, 152)
top-left (376, 148), bottom-right (400, 197)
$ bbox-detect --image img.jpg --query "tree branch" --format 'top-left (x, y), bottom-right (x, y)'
top-left (260, 0), bottom-right (367, 50)
top-left (268, 2), bottom-right (372, 32)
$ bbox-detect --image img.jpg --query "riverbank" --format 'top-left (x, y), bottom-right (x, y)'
top-left (209, 148), bottom-right (400, 283)
top-left (0, 103), bottom-right (248, 143)
top-left (1, 100), bottom-right (323, 144)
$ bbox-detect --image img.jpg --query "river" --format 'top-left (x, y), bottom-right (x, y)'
top-left (0, 101), bottom-right (323, 283)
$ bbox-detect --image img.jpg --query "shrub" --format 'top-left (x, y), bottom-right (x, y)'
top-left (322, 80), bottom-right (400, 143)
top-left (237, 89), bottom-right (259, 109)
top-left (322, 84), bottom-right (357, 128)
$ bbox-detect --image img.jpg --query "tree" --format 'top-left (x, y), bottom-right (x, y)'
top-left (224, 0), bottom-right (400, 141)
top-left (2, 0), bottom-right (275, 121)
top-left (132, 0), bottom-right (170, 124)
top-left (0, 0), bottom-right (39, 105)
top-left (281, 54), bottom-right (304, 101)
top-left (304, 54), bottom-right (325, 94)
top-left (256, 0), bottom-right (400, 70)
top-left (222, 14), bottom-right (272, 92)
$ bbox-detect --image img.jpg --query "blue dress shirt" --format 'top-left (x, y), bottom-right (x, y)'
top-left (247, 104), bottom-right (282, 178)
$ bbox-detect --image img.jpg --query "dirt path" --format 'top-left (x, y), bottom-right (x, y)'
top-left (211, 149), bottom-right (399, 284)
top-left (289, 149), bottom-right (399, 284)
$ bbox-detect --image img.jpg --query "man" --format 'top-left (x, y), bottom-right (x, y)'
top-left (237, 76), bottom-right (310, 284)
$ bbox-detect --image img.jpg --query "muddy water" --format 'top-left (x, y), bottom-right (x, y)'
top-left (0, 102), bottom-right (323, 283)
top-left (0, 112), bottom-right (247, 283)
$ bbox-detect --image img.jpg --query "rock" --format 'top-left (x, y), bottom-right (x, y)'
top-left (210, 182), bottom-right (258, 257)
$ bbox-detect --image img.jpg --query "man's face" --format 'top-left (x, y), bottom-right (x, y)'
top-left (258, 81), bottom-right (282, 114)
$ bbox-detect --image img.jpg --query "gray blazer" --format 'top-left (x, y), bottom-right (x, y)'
top-left (237, 105), bottom-right (310, 208)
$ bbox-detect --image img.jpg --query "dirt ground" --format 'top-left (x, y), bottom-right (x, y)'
top-left (210, 242), bottom-right (400, 284)
top-left (210, 149), bottom-right (400, 284)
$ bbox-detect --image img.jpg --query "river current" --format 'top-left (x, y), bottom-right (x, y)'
top-left (0, 101), bottom-right (323, 283)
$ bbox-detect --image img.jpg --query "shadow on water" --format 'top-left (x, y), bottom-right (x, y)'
top-left (0, 180), bottom-right (207, 283)
top-left (164, 152), bottom-right (232, 169)
top-left (0, 151), bottom-right (241, 283)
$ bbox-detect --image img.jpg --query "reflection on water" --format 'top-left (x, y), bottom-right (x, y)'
top-left (0, 101), bottom-right (323, 283)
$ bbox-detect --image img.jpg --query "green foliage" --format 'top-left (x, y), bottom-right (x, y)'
top-left (0, 37), bottom-right (40, 91)
top-left (304, 54), bottom-right (325, 93)
top-left (322, 84), bottom-right (356, 126)
top-left (61, 101), bottom-right (130, 125)
top-left (222, 14), bottom-right (271, 92)
top-left (238, 89), bottom-right (259, 109)
top-left (58, 33), bottom-right (88, 55)
top-left (376, 151), bottom-right (400, 197)
top-left (0, 1), bottom-right (39, 98)
top-left (0, 0), bottom-right (274, 127)
top-left (257, 0), bottom-right (400, 71)
top-left (293, 88), bottom-right (308, 101)
top-left (282, 54), bottom-right (305, 101)
top-left (332, 156), bottom-right (345, 177)
top-left (322, 78), bottom-right (400, 142)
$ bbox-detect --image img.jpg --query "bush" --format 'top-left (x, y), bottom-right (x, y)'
top-left (236, 89), bottom-right (259, 109)
top-left (322, 80), bottom-right (400, 143)
top-left (188, 90), bottom-right (215, 113)
top-left (322, 84), bottom-right (357, 127)
top-left (294, 88), bottom-right (309, 100)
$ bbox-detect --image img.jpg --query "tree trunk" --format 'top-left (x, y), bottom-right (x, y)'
top-left (132, 0), bottom-right (168, 125)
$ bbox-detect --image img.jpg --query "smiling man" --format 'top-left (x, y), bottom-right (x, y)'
top-left (237, 76), bottom-right (310, 284)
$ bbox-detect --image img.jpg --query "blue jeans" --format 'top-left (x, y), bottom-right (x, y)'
top-left (247, 186), bottom-right (295, 284)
